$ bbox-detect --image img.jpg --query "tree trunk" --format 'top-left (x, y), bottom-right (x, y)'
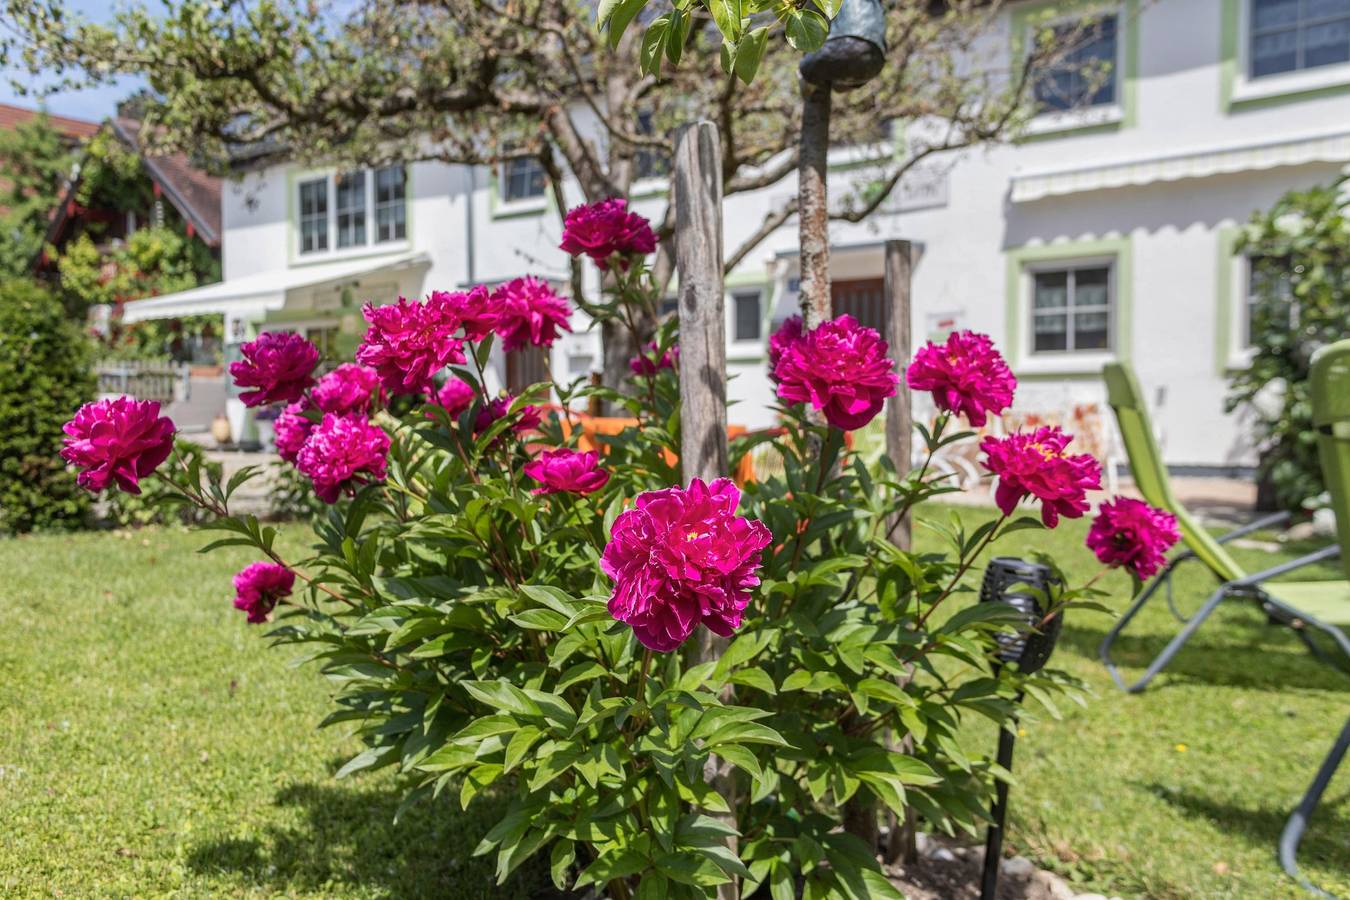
top-left (797, 81), bottom-right (832, 329)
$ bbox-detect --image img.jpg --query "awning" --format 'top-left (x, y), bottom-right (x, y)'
top-left (120, 251), bottom-right (432, 322)
top-left (1010, 128), bottom-right (1350, 203)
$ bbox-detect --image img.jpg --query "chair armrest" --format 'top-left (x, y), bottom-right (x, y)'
top-left (1214, 510), bottom-right (1292, 545)
top-left (1235, 544), bottom-right (1343, 588)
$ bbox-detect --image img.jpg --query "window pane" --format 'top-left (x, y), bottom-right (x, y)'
top-left (1033, 15), bottom-right (1117, 111)
top-left (1253, 28), bottom-right (1299, 75)
top-left (502, 158), bottom-right (546, 201)
top-left (1253, 0), bottom-right (1300, 30)
top-left (1033, 271), bottom-right (1069, 310)
top-left (1073, 311), bottom-right (1111, 349)
top-left (336, 172), bottom-right (366, 249)
top-left (374, 166), bottom-right (406, 242)
top-left (1033, 314), bottom-right (1068, 351)
top-left (1072, 267), bottom-right (1110, 307)
top-left (1306, 0), bottom-right (1350, 19)
top-left (1303, 20), bottom-right (1350, 68)
top-left (299, 179), bottom-right (328, 254)
top-left (733, 292), bottom-right (762, 341)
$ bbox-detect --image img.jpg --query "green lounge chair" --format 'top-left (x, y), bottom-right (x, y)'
top-left (1099, 350), bottom-right (1350, 897)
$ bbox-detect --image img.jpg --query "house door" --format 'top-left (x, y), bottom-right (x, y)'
top-left (831, 278), bottom-right (886, 334)
top-left (506, 345), bottom-right (549, 394)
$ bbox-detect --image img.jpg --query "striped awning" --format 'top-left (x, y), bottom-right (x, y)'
top-left (1010, 128), bottom-right (1350, 203)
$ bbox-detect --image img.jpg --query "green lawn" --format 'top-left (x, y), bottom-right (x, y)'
top-left (0, 512), bottom-right (1345, 898)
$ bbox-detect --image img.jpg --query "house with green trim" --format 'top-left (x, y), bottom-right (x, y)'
top-left (126, 0), bottom-right (1350, 466)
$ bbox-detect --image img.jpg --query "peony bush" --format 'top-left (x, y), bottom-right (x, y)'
top-left (61, 200), bottom-right (1176, 898)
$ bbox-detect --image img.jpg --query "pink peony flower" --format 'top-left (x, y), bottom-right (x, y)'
top-left (1086, 497), bottom-right (1181, 578)
top-left (981, 426), bottom-right (1102, 528)
top-left (232, 561), bottom-right (295, 624)
top-left (296, 414), bottom-right (391, 504)
top-left (767, 316), bottom-right (804, 380)
top-left (559, 198), bottom-right (658, 270)
top-left (433, 285), bottom-right (497, 342)
top-left (356, 295), bottom-right (466, 395)
top-left (906, 330), bottom-right (1016, 427)
top-left (273, 400), bottom-right (314, 464)
top-left (229, 331), bottom-right (319, 407)
top-left (474, 394), bottom-right (542, 437)
top-left (773, 314), bottom-right (899, 431)
top-left (312, 363), bottom-right (383, 415)
top-left (629, 341), bottom-right (678, 376)
top-left (523, 449), bottom-right (610, 495)
top-left (601, 477), bottom-right (772, 652)
top-left (491, 277), bottom-right (572, 352)
top-left (61, 396), bottom-right (176, 494)
top-left (432, 377), bottom-right (476, 417)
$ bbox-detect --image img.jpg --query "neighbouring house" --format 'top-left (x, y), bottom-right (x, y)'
top-left (0, 103), bottom-right (101, 212)
top-left (123, 0), bottom-right (1350, 468)
top-left (37, 115), bottom-right (223, 285)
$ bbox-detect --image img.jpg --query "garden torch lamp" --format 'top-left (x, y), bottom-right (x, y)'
top-left (796, 0), bottom-right (888, 327)
top-left (977, 557), bottom-right (1065, 900)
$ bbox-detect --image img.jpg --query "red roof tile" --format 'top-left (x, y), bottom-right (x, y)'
top-left (0, 102), bottom-right (100, 141)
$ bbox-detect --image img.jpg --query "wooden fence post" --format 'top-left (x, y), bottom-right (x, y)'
top-left (882, 239), bottom-right (920, 866)
top-left (883, 239), bottom-right (914, 549)
top-left (673, 120), bottom-right (728, 485)
top-left (672, 119), bottom-right (739, 900)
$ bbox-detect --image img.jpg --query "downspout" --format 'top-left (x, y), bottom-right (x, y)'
top-left (464, 165), bottom-right (477, 287)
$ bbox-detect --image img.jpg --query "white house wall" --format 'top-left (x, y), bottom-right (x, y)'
top-left (210, 0), bottom-right (1350, 468)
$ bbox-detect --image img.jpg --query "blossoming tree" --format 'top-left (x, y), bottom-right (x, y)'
top-left (59, 201), bottom-right (1179, 898)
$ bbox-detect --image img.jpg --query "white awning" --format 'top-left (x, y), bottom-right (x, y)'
top-left (1010, 128), bottom-right (1350, 203)
top-left (120, 251), bottom-right (433, 322)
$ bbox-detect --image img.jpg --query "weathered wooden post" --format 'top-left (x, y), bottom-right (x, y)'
top-left (884, 239), bottom-right (914, 549)
top-left (672, 118), bottom-right (738, 900)
top-left (673, 120), bottom-right (729, 486)
top-left (881, 239), bottom-right (920, 865)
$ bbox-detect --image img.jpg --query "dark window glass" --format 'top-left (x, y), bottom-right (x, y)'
top-left (1033, 15), bottom-right (1118, 112)
top-left (1246, 258), bottom-right (1295, 345)
top-left (634, 111), bottom-right (670, 180)
top-left (299, 178), bottom-right (328, 254)
top-left (733, 291), bottom-right (762, 341)
top-left (1250, 0), bottom-right (1350, 78)
top-left (1031, 264), bottom-right (1112, 353)
top-left (374, 166), bottom-right (406, 242)
top-left (336, 171), bottom-right (366, 249)
top-left (501, 157), bottom-right (546, 201)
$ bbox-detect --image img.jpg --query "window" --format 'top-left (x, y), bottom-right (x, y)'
top-left (634, 111), bottom-right (670, 181)
top-left (1033, 14), bottom-right (1119, 112)
top-left (336, 171), bottom-right (366, 249)
top-left (296, 166), bottom-right (407, 257)
top-left (374, 166), bottom-right (407, 242)
top-left (1250, 0), bottom-right (1350, 78)
top-left (732, 291), bottom-right (762, 341)
top-left (305, 326), bottom-right (340, 359)
top-left (1245, 258), bottom-right (1295, 345)
top-left (501, 157), bottom-right (546, 202)
top-left (299, 178), bottom-right (329, 254)
top-left (660, 296), bottom-right (679, 318)
top-left (1030, 264), bottom-right (1112, 353)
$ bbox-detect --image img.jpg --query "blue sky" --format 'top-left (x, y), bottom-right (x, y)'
top-left (0, 0), bottom-right (146, 123)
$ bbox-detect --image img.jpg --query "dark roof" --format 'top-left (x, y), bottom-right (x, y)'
top-left (109, 118), bottom-right (222, 245)
top-left (0, 102), bottom-right (100, 142)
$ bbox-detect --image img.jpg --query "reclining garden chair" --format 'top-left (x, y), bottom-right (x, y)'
top-left (1099, 351), bottom-right (1350, 896)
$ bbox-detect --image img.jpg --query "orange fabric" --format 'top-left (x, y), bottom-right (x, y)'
top-left (551, 410), bottom-right (758, 485)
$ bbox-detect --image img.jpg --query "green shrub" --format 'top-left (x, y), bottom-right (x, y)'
top-left (0, 280), bottom-right (95, 533)
top-left (1231, 176), bottom-right (1350, 511)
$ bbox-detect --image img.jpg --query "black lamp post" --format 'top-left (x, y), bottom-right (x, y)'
top-left (796, 0), bottom-right (888, 327)
top-left (977, 557), bottom-right (1064, 900)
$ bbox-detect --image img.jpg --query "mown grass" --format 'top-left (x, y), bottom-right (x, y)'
top-left (0, 510), bottom-right (1345, 898)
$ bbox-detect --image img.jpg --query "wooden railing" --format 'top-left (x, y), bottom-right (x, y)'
top-left (95, 361), bottom-right (190, 405)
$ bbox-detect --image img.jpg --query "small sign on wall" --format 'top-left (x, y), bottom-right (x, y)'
top-left (925, 309), bottom-right (966, 342)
